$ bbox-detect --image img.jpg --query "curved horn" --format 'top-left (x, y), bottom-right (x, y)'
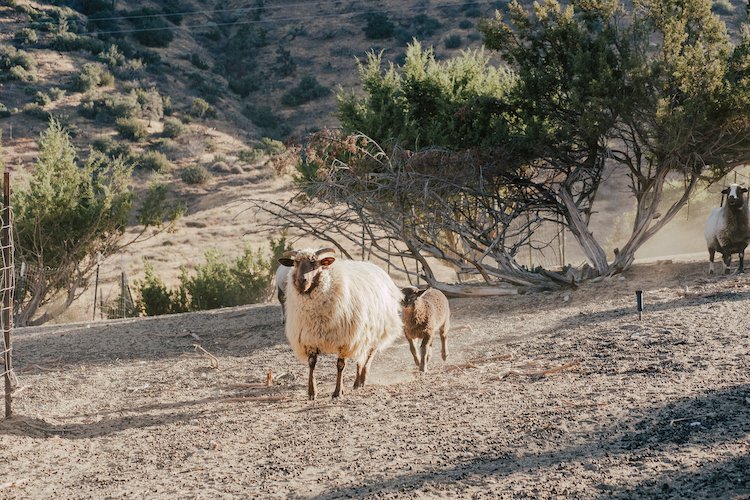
top-left (281, 250), bottom-right (298, 258)
top-left (315, 247), bottom-right (336, 256)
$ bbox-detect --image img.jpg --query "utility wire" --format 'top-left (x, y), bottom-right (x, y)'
top-left (87, 0), bottom-right (495, 23)
top-left (86, 1), bottom-right (498, 35)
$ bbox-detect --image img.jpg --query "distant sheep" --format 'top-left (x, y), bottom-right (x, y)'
top-left (278, 247), bottom-right (403, 400)
top-left (274, 258), bottom-right (292, 320)
top-left (401, 286), bottom-right (450, 372)
top-left (704, 183), bottom-right (750, 274)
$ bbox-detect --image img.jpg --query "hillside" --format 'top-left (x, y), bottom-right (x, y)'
top-left (0, 258), bottom-right (748, 497)
top-left (0, 0), bottom-right (749, 323)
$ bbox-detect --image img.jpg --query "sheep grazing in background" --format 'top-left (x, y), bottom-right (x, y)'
top-left (274, 255), bottom-right (293, 320)
top-left (401, 286), bottom-right (450, 372)
top-left (278, 247), bottom-right (403, 400)
top-left (704, 183), bottom-right (750, 274)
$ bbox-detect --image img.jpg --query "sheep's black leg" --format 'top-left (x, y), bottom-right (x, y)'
top-left (419, 336), bottom-right (432, 373)
top-left (307, 352), bottom-right (318, 401)
top-left (407, 338), bottom-right (420, 368)
top-left (333, 357), bottom-right (346, 398)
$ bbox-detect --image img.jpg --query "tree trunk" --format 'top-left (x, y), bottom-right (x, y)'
top-left (559, 187), bottom-right (609, 274)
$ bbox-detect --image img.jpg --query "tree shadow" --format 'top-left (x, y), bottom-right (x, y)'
top-left (309, 384), bottom-right (750, 499)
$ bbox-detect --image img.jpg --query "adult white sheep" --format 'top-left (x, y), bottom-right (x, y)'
top-left (705, 183), bottom-right (750, 274)
top-left (278, 247), bottom-right (403, 400)
top-left (401, 286), bottom-right (450, 372)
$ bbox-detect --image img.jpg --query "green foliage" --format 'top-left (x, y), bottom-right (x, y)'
top-left (136, 236), bottom-right (290, 315)
top-left (444, 34), bottom-right (462, 49)
top-left (74, 62), bottom-right (114, 92)
top-left (49, 32), bottom-right (105, 53)
top-left (22, 103), bottom-right (49, 120)
top-left (13, 119), bottom-right (137, 324)
top-left (32, 91), bottom-right (51, 106)
top-left (337, 41), bottom-right (516, 149)
top-left (135, 261), bottom-right (176, 316)
top-left (363, 13), bottom-right (395, 39)
top-left (128, 8), bottom-right (174, 47)
top-left (0, 45), bottom-right (36, 81)
top-left (97, 44), bottom-right (125, 68)
top-left (14, 28), bottom-right (38, 45)
top-left (274, 46), bottom-right (296, 77)
top-left (180, 165), bottom-right (210, 184)
top-left (115, 116), bottom-right (148, 141)
top-left (190, 97), bottom-right (215, 118)
top-left (136, 150), bottom-right (172, 172)
top-left (281, 75), bottom-right (330, 106)
top-left (162, 116), bottom-right (187, 138)
top-left (91, 136), bottom-right (133, 160)
top-left (228, 75), bottom-right (261, 97)
top-left (190, 53), bottom-right (210, 70)
top-left (396, 14), bottom-right (442, 44)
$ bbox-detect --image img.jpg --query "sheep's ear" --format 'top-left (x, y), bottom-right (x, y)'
top-left (722, 187), bottom-right (730, 195)
top-left (278, 258), bottom-right (295, 267)
top-left (742, 187), bottom-right (748, 194)
top-left (416, 288), bottom-right (429, 297)
top-left (319, 256), bottom-right (336, 267)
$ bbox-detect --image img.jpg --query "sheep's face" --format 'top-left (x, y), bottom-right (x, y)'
top-left (401, 286), bottom-right (428, 309)
top-left (279, 248), bottom-right (336, 295)
top-left (723, 184), bottom-right (748, 208)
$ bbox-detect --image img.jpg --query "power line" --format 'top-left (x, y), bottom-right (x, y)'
top-left (85, 1), bottom-right (497, 36)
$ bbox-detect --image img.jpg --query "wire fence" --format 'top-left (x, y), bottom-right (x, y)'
top-left (2, 177), bottom-right (15, 418)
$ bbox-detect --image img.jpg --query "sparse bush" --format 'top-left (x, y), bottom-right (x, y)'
top-left (281, 75), bottom-right (330, 106)
top-left (238, 148), bottom-right (263, 163)
top-left (189, 53), bottom-right (209, 70)
top-left (136, 150), bottom-right (171, 172)
top-left (33, 91), bottom-right (51, 106)
top-left (181, 165), bottom-right (210, 185)
top-left (136, 237), bottom-right (289, 315)
top-left (444, 34), bottom-right (462, 49)
top-left (92, 136), bottom-right (133, 160)
top-left (14, 28), bottom-right (38, 45)
top-left (0, 45), bottom-right (36, 81)
top-left (49, 32), bottom-right (105, 53)
top-left (463, 7), bottom-right (483, 17)
top-left (97, 44), bottom-right (125, 68)
top-left (258, 137), bottom-right (285, 156)
top-left (80, 92), bottom-right (139, 121)
top-left (48, 87), bottom-right (66, 101)
top-left (135, 261), bottom-right (177, 316)
top-left (228, 75), bottom-right (261, 97)
top-left (274, 46), bottom-right (296, 77)
top-left (74, 63), bottom-right (114, 92)
top-left (128, 8), bottom-right (174, 47)
top-left (190, 97), bottom-right (215, 118)
top-left (22, 103), bottom-right (49, 120)
top-left (162, 116), bottom-right (187, 138)
top-left (363, 13), bottom-right (395, 39)
top-left (459, 19), bottom-right (473, 29)
top-left (0, 103), bottom-right (11, 118)
top-left (116, 116), bottom-right (148, 141)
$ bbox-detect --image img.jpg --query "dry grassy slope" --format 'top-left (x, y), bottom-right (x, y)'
top-left (0, 1), bottom-right (747, 321)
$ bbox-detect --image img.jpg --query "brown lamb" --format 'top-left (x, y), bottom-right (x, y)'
top-left (401, 286), bottom-right (451, 372)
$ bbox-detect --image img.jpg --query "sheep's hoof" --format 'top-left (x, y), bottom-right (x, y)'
top-left (332, 389), bottom-right (343, 398)
top-left (308, 392), bottom-right (316, 401)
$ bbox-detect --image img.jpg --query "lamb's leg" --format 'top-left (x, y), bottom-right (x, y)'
top-left (739, 251), bottom-right (745, 274)
top-left (407, 338), bottom-right (420, 368)
top-left (419, 336), bottom-right (433, 372)
top-left (723, 253), bottom-right (732, 275)
top-left (354, 348), bottom-right (376, 388)
top-left (307, 352), bottom-right (318, 401)
top-left (439, 323), bottom-right (449, 362)
top-left (708, 248), bottom-right (715, 274)
top-left (332, 357), bottom-right (346, 398)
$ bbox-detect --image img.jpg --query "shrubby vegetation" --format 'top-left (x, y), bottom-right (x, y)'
top-left (73, 62), bottom-right (114, 92)
top-left (136, 237), bottom-right (289, 316)
top-left (281, 75), bottom-right (330, 106)
top-left (115, 116), bottom-right (148, 141)
top-left (180, 164), bottom-right (210, 184)
top-left (13, 119), bottom-right (182, 326)
top-left (136, 150), bottom-right (172, 172)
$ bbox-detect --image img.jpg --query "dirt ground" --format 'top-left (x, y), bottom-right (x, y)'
top-left (1, 258), bottom-right (749, 499)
